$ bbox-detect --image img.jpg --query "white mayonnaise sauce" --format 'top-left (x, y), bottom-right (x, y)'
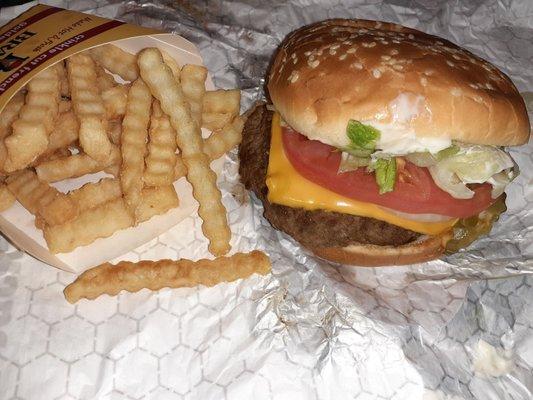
top-left (366, 93), bottom-right (452, 155)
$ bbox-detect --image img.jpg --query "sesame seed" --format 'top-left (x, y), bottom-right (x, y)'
top-left (420, 77), bottom-right (428, 86)
top-left (485, 82), bottom-right (494, 90)
top-left (474, 95), bottom-right (483, 103)
top-left (351, 62), bottom-right (363, 70)
top-left (393, 64), bottom-right (403, 71)
top-left (424, 70), bottom-right (434, 76)
top-left (359, 28), bottom-right (368, 33)
top-left (308, 59), bottom-right (320, 68)
top-left (347, 48), bottom-right (357, 54)
top-left (408, 34), bottom-right (415, 39)
top-left (469, 83), bottom-right (479, 89)
top-left (446, 60), bottom-right (455, 67)
top-left (436, 40), bottom-right (444, 45)
top-left (381, 55), bottom-right (391, 61)
top-left (331, 43), bottom-right (340, 50)
top-left (372, 68), bottom-right (382, 78)
top-left (304, 51), bottom-right (311, 56)
top-left (390, 49), bottom-right (399, 55)
top-left (339, 54), bottom-right (347, 60)
top-left (293, 58), bottom-right (298, 64)
top-left (392, 39), bottom-right (401, 44)
top-left (377, 31), bottom-right (386, 37)
top-left (329, 48), bottom-right (337, 55)
top-left (451, 87), bottom-right (462, 96)
top-left (288, 71), bottom-right (299, 83)
top-left (452, 54), bottom-right (461, 60)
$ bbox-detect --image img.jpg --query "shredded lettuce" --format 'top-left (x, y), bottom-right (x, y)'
top-left (346, 120), bottom-right (380, 155)
top-left (338, 152), bottom-right (370, 173)
top-left (373, 157), bottom-right (397, 194)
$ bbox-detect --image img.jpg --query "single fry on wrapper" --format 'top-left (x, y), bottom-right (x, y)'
top-left (180, 64), bottom-right (207, 126)
top-left (63, 250), bottom-right (271, 303)
top-left (0, 185), bottom-right (15, 212)
top-left (4, 65), bottom-right (61, 172)
top-left (91, 44), bottom-right (139, 82)
top-left (36, 147), bottom-right (121, 182)
top-left (120, 79), bottom-right (152, 219)
top-left (138, 48), bottom-right (231, 256)
top-left (144, 100), bottom-right (178, 187)
top-left (67, 53), bottom-right (115, 163)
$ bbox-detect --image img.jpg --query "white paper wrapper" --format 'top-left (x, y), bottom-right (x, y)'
top-left (0, 1), bottom-right (532, 400)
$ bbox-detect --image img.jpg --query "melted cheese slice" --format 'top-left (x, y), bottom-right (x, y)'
top-left (266, 112), bottom-right (457, 236)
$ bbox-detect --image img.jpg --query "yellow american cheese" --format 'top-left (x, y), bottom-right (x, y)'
top-left (266, 112), bottom-right (457, 236)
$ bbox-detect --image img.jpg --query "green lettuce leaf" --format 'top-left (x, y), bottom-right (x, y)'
top-left (346, 120), bottom-right (380, 151)
top-left (373, 157), bottom-right (397, 194)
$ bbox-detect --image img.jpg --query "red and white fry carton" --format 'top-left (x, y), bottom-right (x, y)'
top-left (0, 5), bottom-right (219, 273)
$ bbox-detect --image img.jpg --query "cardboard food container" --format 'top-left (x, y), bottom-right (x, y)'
top-left (0, 5), bottom-right (220, 273)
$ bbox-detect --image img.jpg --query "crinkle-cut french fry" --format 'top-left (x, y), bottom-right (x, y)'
top-left (138, 48), bottom-right (230, 256)
top-left (91, 44), bottom-right (139, 82)
top-left (161, 50), bottom-right (180, 80)
top-left (35, 146), bottom-right (121, 182)
top-left (4, 66), bottom-right (61, 171)
top-left (95, 65), bottom-right (117, 92)
top-left (67, 52), bottom-right (115, 163)
top-left (137, 185), bottom-right (179, 223)
top-left (58, 100), bottom-right (71, 113)
top-left (44, 197), bottom-right (134, 254)
top-left (68, 178), bottom-right (121, 210)
top-left (63, 250), bottom-right (271, 303)
top-left (102, 84), bottom-right (128, 119)
top-left (104, 163), bottom-right (120, 178)
top-left (0, 91), bottom-right (25, 138)
top-left (120, 79), bottom-right (152, 219)
top-left (56, 61), bottom-right (69, 97)
top-left (203, 90), bottom-right (240, 115)
top-left (108, 119), bottom-right (122, 146)
top-left (144, 101), bottom-right (178, 187)
top-left (173, 115), bottom-right (244, 180)
top-left (201, 112), bottom-right (233, 132)
top-left (47, 111), bottom-right (79, 152)
top-left (180, 64), bottom-right (207, 126)
top-left (0, 184), bottom-right (15, 212)
top-left (6, 169), bottom-right (77, 225)
top-left (0, 141), bottom-right (7, 174)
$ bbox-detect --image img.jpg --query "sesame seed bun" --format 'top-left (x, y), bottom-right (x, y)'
top-left (268, 19), bottom-right (530, 148)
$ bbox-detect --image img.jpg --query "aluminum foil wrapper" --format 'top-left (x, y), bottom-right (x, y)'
top-left (1, 1), bottom-right (532, 399)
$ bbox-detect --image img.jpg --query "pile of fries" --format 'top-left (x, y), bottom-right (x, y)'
top-left (0, 44), bottom-right (244, 256)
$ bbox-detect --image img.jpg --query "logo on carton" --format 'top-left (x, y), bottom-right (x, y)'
top-left (0, 30), bottom-right (35, 72)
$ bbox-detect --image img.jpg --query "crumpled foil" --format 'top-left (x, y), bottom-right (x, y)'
top-left (1, 1), bottom-right (532, 399)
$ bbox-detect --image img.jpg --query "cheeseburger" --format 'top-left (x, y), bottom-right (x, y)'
top-left (239, 19), bottom-right (530, 266)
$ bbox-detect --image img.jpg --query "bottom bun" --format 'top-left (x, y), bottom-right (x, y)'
top-left (311, 231), bottom-right (453, 267)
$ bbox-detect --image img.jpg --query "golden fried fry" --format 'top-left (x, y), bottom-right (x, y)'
top-left (201, 112), bottom-right (233, 131)
top-left (6, 169), bottom-right (77, 225)
top-left (67, 53), bottom-right (115, 163)
top-left (35, 147), bottom-right (121, 182)
top-left (0, 91), bottom-right (25, 138)
top-left (104, 164), bottom-right (120, 178)
top-left (44, 197), bottom-right (134, 253)
top-left (58, 100), bottom-right (71, 113)
top-left (64, 250), bottom-right (271, 303)
top-left (101, 84), bottom-right (128, 119)
top-left (143, 101), bottom-right (178, 187)
top-left (108, 119), bottom-right (122, 145)
top-left (91, 44), bottom-right (139, 82)
top-left (4, 66), bottom-right (61, 171)
top-left (139, 48), bottom-right (231, 256)
top-left (0, 184), bottom-right (15, 212)
top-left (47, 111), bottom-right (79, 152)
top-left (203, 89), bottom-right (240, 115)
top-left (173, 115), bottom-right (244, 180)
top-left (95, 65), bottom-right (117, 92)
top-left (161, 50), bottom-right (180, 80)
top-left (137, 185), bottom-right (179, 222)
top-left (68, 178), bottom-right (121, 210)
top-left (57, 61), bottom-right (69, 97)
top-left (120, 79), bottom-right (152, 219)
top-left (180, 64), bottom-right (207, 126)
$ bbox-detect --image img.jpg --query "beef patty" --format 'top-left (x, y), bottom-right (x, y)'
top-left (238, 104), bottom-right (420, 248)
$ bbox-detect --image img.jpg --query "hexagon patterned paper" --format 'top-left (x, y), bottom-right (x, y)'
top-left (1, 1), bottom-right (532, 400)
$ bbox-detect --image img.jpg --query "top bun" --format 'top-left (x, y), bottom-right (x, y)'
top-left (268, 19), bottom-right (530, 148)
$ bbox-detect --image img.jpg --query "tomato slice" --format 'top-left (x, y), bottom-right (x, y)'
top-left (281, 126), bottom-right (495, 218)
